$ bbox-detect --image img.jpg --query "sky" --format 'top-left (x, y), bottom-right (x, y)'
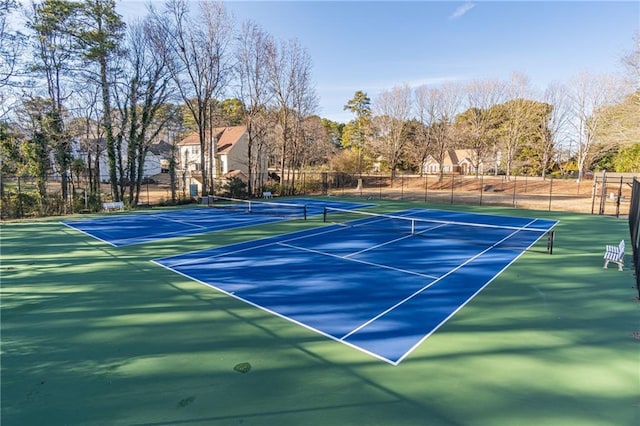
top-left (116, 1), bottom-right (639, 123)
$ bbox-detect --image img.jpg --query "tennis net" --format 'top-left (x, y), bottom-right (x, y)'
top-left (207, 195), bottom-right (307, 220)
top-left (323, 207), bottom-right (556, 253)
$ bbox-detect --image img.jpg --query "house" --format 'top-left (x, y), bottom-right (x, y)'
top-left (421, 149), bottom-right (485, 175)
top-left (71, 134), bottom-right (173, 183)
top-left (177, 126), bottom-right (264, 193)
top-left (143, 139), bottom-right (173, 177)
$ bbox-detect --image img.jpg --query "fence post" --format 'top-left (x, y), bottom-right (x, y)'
top-left (591, 177), bottom-right (597, 215)
top-left (424, 174), bottom-right (428, 203)
top-left (599, 170), bottom-right (607, 215)
top-left (615, 176), bottom-right (623, 218)
top-left (321, 172), bottom-right (328, 195)
top-left (17, 176), bottom-right (24, 218)
top-left (450, 173), bottom-right (454, 204)
top-left (548, 177), bottom-right (553, 211)
top-left (512, 175), bottom-right (517, 208)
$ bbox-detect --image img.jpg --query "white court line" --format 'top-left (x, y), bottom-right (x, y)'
top-left (153, 210), bottom-right (551, 364)
top-left (155, 214), bottom-right (209, 229)
top-left (161, 206), bottom-right (415, 264)
top-left (163, 211), bottom-right (443, 269)
top-left (339, 218), bottom-right (541, 341)
top-left (60, 221), bottom-right (117, 247)
top-left (160, 223), bottom-right (353, 267)
top-left (149, 257), bottom-right (398, 365)
top-left (344, 222), bottom-right (447, 258)
top-left (84, 210), bottom-right (277, 246)
top-left (277, 242), bottom-right (439, 280)
top-left (162, 211), bottom-right (436, 269)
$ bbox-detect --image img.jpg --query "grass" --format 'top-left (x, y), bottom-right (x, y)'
top-left (1, 197), bottom-right (638, 426)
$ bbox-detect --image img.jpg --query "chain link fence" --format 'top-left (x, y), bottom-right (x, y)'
top-left (629, 178), bottom-right (639, 298)
top-left (2, 171), bottom-right (637, 220)
top-left (1, 175), bottom-right (107, 220)
top-left (266, 171), bottom-right (636, 217)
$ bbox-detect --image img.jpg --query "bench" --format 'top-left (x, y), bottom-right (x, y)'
top-left (262, 191), bottom-right (273, 199)
top-left (603, 240), bottom-right (625, 271)
top-left (103, 201), bottom-right (124, 212)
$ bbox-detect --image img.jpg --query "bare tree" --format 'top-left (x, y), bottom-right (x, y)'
top-left (288, 45), bottom-right (318, 191)
top-left (67, 85), bottom-right (104, 196)
top-left (414, 82), bottom-right (462, 181)
top-left (0, 0), bottom-right (24, 117)
top-left (298, 115), bottom-right (335, 169)
top-left (539, 81), bottom-right (571, 178)
top-left (413, 86), bottom-right (435, 175)
top-left (592, 90), bottom-right (640, 150)
top-left (267, 37), bottom-right (317, 195)
top-left (458, 78), bottom-right (505, 176)
top-left (371, 84), bottom-right (412, 179)
top-left (621, 31), bottom-right (639, 89)
top-left (150, 0), bottom-right (233, 196)
top-left (498, 72), bottom-right (535, 178)
top-left (567, 71), bottom-right (627, 180)
top-left (235, 20), bottom-right (274, 195)
top-left (112, 18), bottom-right (173, 205)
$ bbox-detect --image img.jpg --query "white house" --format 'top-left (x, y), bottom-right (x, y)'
top-left (177, 126), bottom-right (265, 193)
top-left (70, 136), bottom-right (172, 183)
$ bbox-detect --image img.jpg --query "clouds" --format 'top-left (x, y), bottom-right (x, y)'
top-left (450, 2), bottom-right (476, 20)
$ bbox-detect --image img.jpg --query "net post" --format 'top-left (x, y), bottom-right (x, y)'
top-left (411, 219), bottom-right (415, 235)
top-left (323, 207), bottom-right (327, 223)
top-left (547, 230), bottom-right (555, 255)
top-left (303, 205), bottom-right (307, 221)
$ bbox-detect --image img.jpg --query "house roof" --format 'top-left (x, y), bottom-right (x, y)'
top-left (222, 169), bottom-right (247, 179)
top-left (148, 140), bottom-right (173, 156)
top-left (424, 149), bottom-right (477, 166)
top-left (178, 126), bottom-right (246, 154)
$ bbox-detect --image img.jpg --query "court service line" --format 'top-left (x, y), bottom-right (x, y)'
top-left (340, 218), bottom-right (541, 341)
top-left (161, 223), bottom-right (357, 267)
top-left (277, 242), bottom-right (439, 280)
top-left (344, 223), bottom-right (447, 258)
top-left (111, 226), bottom-right (228, 246)
top-left (155, 215), bottom-right (209, 229)
top-left (109, 214), bottom-right (280, 247)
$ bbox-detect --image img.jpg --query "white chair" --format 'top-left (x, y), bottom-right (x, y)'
top-left (603, 240), bottom-right (625, 271)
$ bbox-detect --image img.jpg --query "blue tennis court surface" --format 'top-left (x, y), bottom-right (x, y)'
top-left (153, 209), bottom-right (557, 365)
top-left (62, 199), bottom-right (371, 246)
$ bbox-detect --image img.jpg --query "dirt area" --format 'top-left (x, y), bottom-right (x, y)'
top-left (135, 173), bottom-right (632, 216)
top-left (328, 175), bottom-right (633, 216)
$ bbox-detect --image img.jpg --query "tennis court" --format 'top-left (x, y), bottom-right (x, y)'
top-left (3, 197), bottom-right (638, 426)
top-left (154, 208), bottom-right (557, 364)
top-left (61, 198), bottom-right (371, 247)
